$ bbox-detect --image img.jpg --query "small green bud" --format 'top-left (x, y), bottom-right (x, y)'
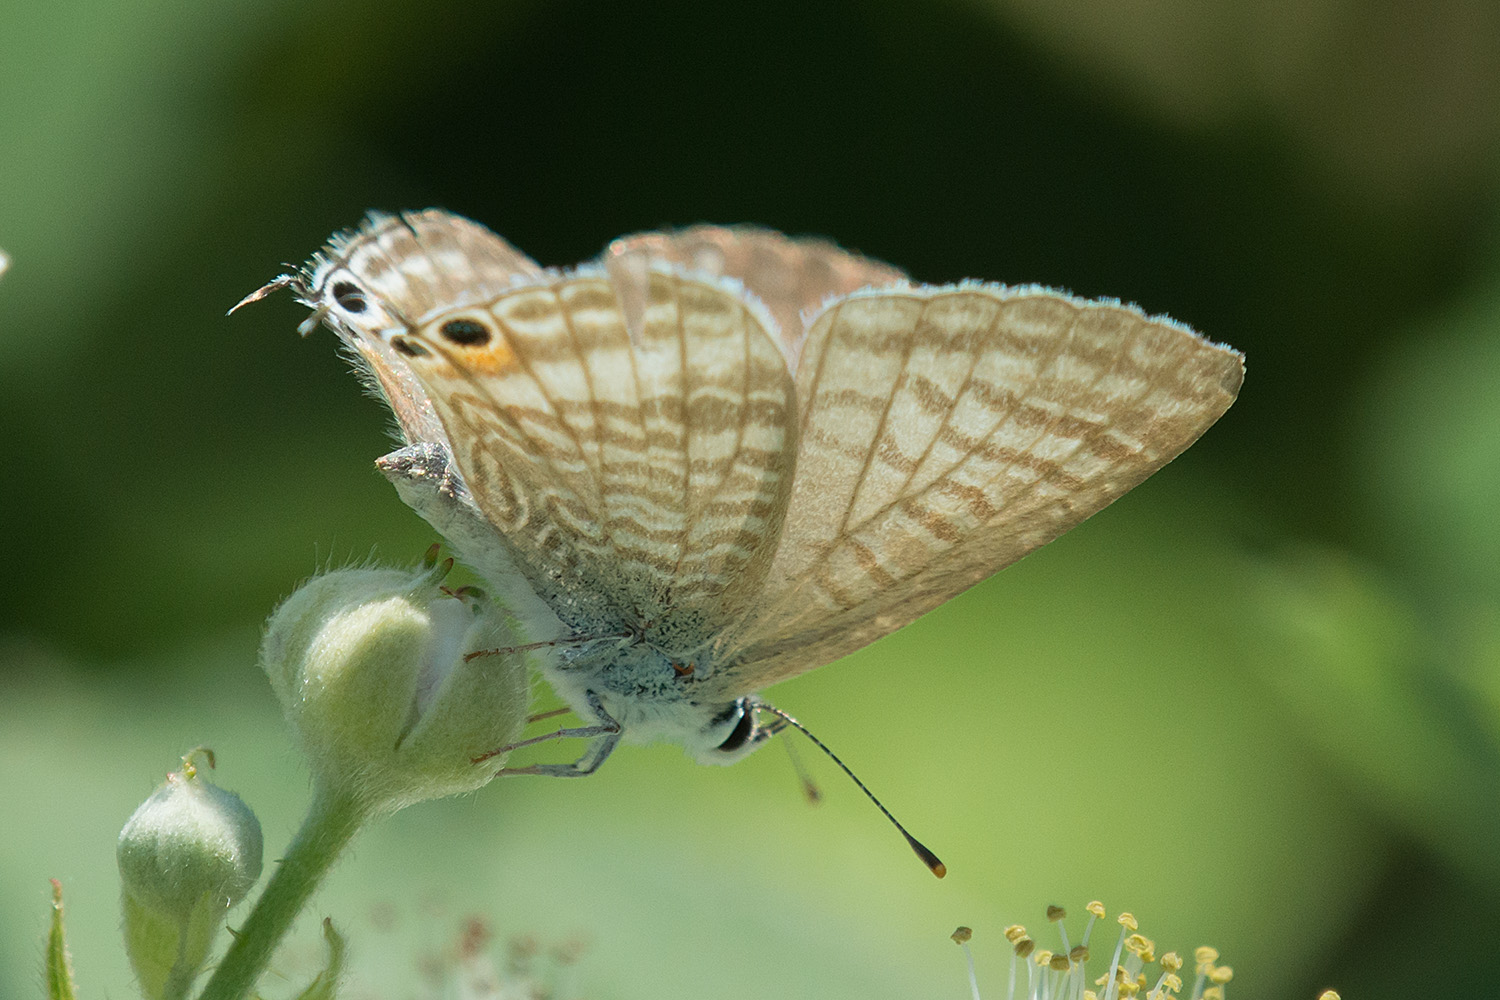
top-left (260, 563), bottom-right (530, 813)
top-left (117, 751), bottom-right (263, 1000)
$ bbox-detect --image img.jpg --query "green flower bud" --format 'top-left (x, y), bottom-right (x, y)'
top-left (117, 751), bottom-right (263, 1000)
top-left (260, 563), bottom-right (531, 813)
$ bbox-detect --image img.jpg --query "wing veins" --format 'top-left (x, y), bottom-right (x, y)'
top-left (891, 317), bottom-right (984, 504)
top-left (415, 334), bottom-right (531, 446)
top-left (967, 304), bottom-right (1085, 514)
top-left (796, 300), bottom-right (844, 437)
top-left (667, 298), bottom-right (756, 601)
top-left (836, 299), bottom-right (919, 538)
top-left (549, 284), bottom-right (618, 581)
top-left (551, 285), bottom-right (606, 480)
top-left (661, 273), bottom-right (693, 608)
top-left (621, 278), bottom-right (652, 541)
top-left (820, 296), bottom-right (1083, 544)
top-left (981, 303), bottom-right (1143, 502)
top-left (1047, 312), bottom-right (1157, 478)
top-left (759, 297), bottom-right (1118, 608)
top-left (487, 305), bottom-right (605, 521)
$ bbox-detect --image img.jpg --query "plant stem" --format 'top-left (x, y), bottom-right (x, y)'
top-left (195, 786), bottom-right (368, 1000)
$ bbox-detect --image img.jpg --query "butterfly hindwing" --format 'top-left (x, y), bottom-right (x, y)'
top-left (307, 210), bottom-right (545, 448)
top-left (395, 268), bottom-right (798, 651)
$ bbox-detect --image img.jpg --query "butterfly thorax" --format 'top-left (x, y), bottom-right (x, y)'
top-left (543, 635), bottom-right (750, 763)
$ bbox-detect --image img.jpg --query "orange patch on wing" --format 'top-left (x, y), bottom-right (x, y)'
top-left (454, 339), bottom-right (519, 375)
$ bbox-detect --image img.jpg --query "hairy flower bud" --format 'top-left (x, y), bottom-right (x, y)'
top-left (260, 563), bottom-right (531, 813)
top-left (117, 751), bottom-right (262, 1000)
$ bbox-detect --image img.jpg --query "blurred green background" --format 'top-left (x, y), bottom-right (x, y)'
top-left (4, 0), bottom-right (1499, 997)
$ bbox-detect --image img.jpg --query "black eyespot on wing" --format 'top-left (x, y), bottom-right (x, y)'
top-left (330, 281), bottom-right (367, 313)
top-left (391, 337), bottom-right (429, 358)
top-left (440, 318), bottom-right (492, 346)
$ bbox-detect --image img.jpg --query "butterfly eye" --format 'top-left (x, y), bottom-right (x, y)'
top-left (714, 703), bottom-right (756, 753)
top-left (439, 318), bottom-right (492, 346)
top-left (330, 280), bottom-right (367, 313)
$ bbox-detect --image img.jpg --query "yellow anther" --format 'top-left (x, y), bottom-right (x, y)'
top-left (1014, 937), bottom-right (1035, 958)
top-left (1049, 952), bottom-right (1071, 972)
top-left (1033, 949), bottom-right (1053, 967)
top-left (1120, 982), bottom-right (1141, 998)
top-left (1047, 905), bottom-right (1067, 922)
top-left (1084, 992), bottom-right (1099, 1000)
top-left (1125, 933), bottom-right (1156, 961)
top-left (1209, 965), bottom-right (1233, 984)
top-left (1004, 924), bottom-right (1028, 943)
top-left (1194, 946), bottom-right (1219, 966)
top-left (1317, 992), bottom-right (1341, 1000)
top-left (1117, 912), bottom-right (1139, 931)
top-left (1161, 972), bottom-right (1183, 992)
top-left (1202, 988), bottom-right (1223, 1000)
top-left (1070, 945), bottom-right (1090, 962)
top-left (951, 926), bottom-right (972, 944)
top-left (1159, 951), bottom-right (1182, 972)
top-left (1086, 900), bottom-right (1106, 918)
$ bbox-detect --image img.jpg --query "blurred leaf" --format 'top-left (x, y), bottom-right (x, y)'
top-left (290, 919), bottom-right (346, 1000)
top-left (972, 0), bottom-right (1500, 206)
top-left (1459, 601), bottom-right (1500, 752)
top-left (1357, 253), bottom-right (1500, 602)
top-left (1241, 548), bottom-right (1500, 889)
top-left (47, 880), bottom-right (79, 1000)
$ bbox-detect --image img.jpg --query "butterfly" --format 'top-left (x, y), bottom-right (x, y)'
top-left (241, 210), bottom-right (1242, 838)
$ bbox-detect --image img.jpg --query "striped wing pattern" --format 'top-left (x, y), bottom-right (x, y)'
top-left (318, 209), bottom-right (543, 320)
top-left (287, 211), bottom-right (1241, 707)
top-left (396, 269), bottom-right (797, 652)
top-left (308, 210), bottom-right (544, 447)
top-left (698, 287), bottom-right (1244, 697)
top-left (604, 225), bottom-right (906, 369)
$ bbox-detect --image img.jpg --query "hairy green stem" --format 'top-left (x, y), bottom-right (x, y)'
top-left (195, 787), bottom-right (368, 1000)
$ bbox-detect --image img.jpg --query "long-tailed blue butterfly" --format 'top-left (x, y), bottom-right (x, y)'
top-left (240, 211), bottom-right (1242, 872)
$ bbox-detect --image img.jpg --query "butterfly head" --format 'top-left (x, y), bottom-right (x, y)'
top-left (230, 238), bottom-right (419, 348)
top-left (232, 210), bottom-right (544, 346)
top-left (692, 695), bottom-right (775, 766)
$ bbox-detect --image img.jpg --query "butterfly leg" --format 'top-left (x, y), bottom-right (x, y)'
top-left (378, 442), bottom-right (565, 630)
top-left (482, 692), bottom-right (623, 778)
top-left (378, 443), bottom-right (496, 555)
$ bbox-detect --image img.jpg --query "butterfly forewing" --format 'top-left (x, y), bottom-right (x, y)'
top-left (401, 269), bottom-right (797, 651)
top-left (701, 287), bottom-right (1244, 696)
